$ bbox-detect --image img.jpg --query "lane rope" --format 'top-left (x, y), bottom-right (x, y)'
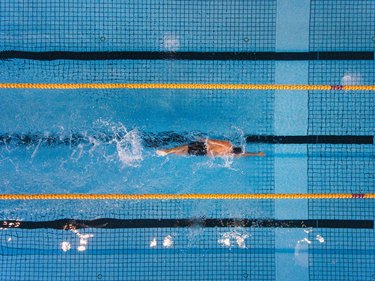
top-left (0, 83), bottom-right (374, 91)
top-left (0, 193), bottom-right (373, 200)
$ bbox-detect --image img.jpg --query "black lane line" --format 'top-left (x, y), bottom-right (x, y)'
top-left (0, 51), bottom-right (373, 61)
top-left (1, 218), bottom-right (373, 230)
top-left (1, 133), bottom-right (373, 147)
top-left (245, 135), bottom-right (374, 144)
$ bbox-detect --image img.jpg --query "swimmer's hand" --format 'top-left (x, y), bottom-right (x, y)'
top-left (156, 150), bottom-right (168, 156)
top-left (237, 151), bottom-right (265, 157)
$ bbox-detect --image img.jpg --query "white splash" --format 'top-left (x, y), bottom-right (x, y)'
top-left (80, 238), bottom-right (88, 245)
top-left (294, 239), bottom-right (309, 267)
top-left (196, 155), bottom-right (237, 171)
top-left (31, 138), bottom-right (42, 160)
top-left (218, 236), bottom-right (231, 247)
top-left (341, 73), bottom-right (361, 85)
top-left (96, 120), bottom-right (143, 167)
top-left (303, 228), bottom-right (313, 234)
top-left (162, 34), bottom-right (180, 51)
top-left (61, 241), bottom-right (71, 252)
top-left (300, 237), bottom-right (312, 244)
top-left (69, 227), bottom-right (94, 252)
top-left (70, 143), bottom-right (84, 161)
top-left (163, 235), bottom-right (174, 248)
top-left (2, 221), bottom-right (21, 228)
top-left (114, 128), bottom-right (143, 167)
top-left (88, 136), bottom-right (101, 156)
top-left (218, 230), bottom-right (250, 248)
top-left (150, 237), bottom-right (157, 248)
top-left (221, 155), bottom-right (236, 170)
top-left (77, 245), bottom-right (86, 252)
top-left (316, 235), bottom-right (325, 243)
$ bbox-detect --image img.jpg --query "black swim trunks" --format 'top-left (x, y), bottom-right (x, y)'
top-left (187, 141), bottom-right (207, 156)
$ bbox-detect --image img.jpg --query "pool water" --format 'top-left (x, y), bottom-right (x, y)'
top-left (0, 0), bottom-right (374, 280)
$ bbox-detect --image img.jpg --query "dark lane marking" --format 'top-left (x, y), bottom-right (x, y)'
top-left (1, 51), bottom-right (373, 61)
top-left (1, 218), bottom-right (373, 230)
top-left (0, 133), bottom-right (373, 147)
top-left (245, 135), bottom-right (374, 144)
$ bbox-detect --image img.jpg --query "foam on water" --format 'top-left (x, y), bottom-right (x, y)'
top-left (195, 156), bottom-right (237, 171)
top-left (103, 121), bottom-right (143, 167)
top-left (115, 129), bottom-right (143, 167)
top-left (218, 229), bottom-right (251, 249)
top-left (161, 33), bottom-right (180, 51)
top-left (294, 238), bottom-right (309, 267)
top-left (341, 72), bottom-right (362, 85)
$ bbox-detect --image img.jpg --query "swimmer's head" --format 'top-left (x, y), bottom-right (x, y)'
top-left (232, 146), bottom-right (243, 154)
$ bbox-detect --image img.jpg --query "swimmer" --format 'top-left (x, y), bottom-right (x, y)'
top-left (156, 138), bottom-right (265, 157)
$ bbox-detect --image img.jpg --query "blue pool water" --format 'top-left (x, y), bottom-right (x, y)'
top-left (0, 0), bottom-right (374, 280)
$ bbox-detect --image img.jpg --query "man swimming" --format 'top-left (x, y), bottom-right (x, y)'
top-left (156, 139), bottom-right (265, 157)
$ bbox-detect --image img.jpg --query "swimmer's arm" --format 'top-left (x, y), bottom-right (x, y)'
top-left (236, 152), bottom-right (265, 157)
top-left (156, 145), bottom-right (189, 156)
top-left (205, 139), bottom-right (232, 147)
top-left (196, 138), bottom-right (232, 148)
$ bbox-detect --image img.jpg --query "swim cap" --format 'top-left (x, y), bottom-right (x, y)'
top-left (232, 146), bottom-right (243, 154)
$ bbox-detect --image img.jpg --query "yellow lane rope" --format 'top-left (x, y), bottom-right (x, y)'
top-left (0, 83), bottom-right (375, 91)
top-left (0, 193), bottom-right (373, 200)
